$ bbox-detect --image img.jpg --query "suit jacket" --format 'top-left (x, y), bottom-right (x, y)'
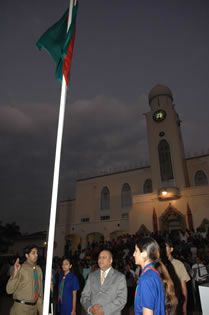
top-left (80, 267), bottom-right (127, 315)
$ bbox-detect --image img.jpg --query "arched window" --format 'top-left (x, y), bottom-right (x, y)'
top-left (143, 179), bottom-right (153, 194)
top-left (121, 183), bottom-right (132, 208)
top-left (158, 140), bottom-right (174, 181)
top-left (194, 170), bottom-right (208, 186)
top-left (101, 186), bottom-right (110, 210)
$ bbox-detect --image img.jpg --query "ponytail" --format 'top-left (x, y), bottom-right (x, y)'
top-left (153, 259), bottom-right (177, 314)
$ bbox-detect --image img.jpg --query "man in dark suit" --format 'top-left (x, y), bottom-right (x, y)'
top-left (80, 250), bottom-right (127, 315)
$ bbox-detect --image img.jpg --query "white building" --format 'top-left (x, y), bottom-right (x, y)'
top-left (54, 85), bottom-right (209, 256)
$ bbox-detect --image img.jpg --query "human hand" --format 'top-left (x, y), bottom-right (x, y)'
top-left (90, 304), bottom-right (104, 315)
top-left (13, 258), bottom-right (21, 278)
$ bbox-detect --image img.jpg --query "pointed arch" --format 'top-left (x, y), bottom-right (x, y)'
top-left (143, 178), bottom-right (153, 194)
top-left (159, 204), bottom-right (186, 232)
top-left (158, 139), bottom-right (174, 181)
top-left (136, 224), bottom-right (151, 236)
top-left (121, 183), bottom-right (132, 208)
top-left (65, 234), bottom-right (81, 254)
top-left (87, 232), bottom-right (104, 244)
top-left (101, 186), bottom-right (110, 210)
top-left (194, 170), bottom-right (208, 186)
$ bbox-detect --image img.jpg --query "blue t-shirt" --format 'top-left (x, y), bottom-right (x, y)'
top-left (134, 264), bottom-right (165, 315)
top-left (57, 272), bottom-right (80, 315)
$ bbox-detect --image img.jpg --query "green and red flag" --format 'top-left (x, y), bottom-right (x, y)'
top-left (36, 1), bottom-right (78, 86)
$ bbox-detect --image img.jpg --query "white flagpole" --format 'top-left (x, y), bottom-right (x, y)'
top-left (43, 0), bottom-right (76, 314)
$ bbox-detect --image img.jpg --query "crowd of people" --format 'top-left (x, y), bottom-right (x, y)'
top-left (1, 228), bottom-right (209, 314)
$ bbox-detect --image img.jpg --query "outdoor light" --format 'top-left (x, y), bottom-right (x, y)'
top-left (158, 187), bottom-right (180, 200)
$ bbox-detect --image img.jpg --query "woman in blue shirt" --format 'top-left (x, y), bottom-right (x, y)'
top-left (57, 258), bottom-right (80, 315)
top-left (133, 237), bottom-right (177, 315)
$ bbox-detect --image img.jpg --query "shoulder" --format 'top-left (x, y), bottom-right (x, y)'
top-left (172, 259), bottom-right (190, 281)
top-left (88, 269), bottom-right (100, 279)
top-left (111, 268), bottom-right (124, 277)
top-left (172, 258), bottom-right (184, 267)
top-left (20, 263), bottom-right (26, 271)
top-left (36, 265), bottom-right (42, 272)
top-left (110, 268), bottom-right (126, 283)
top-left (21, 263), bottom-right (29, 269)
top-left (20, 263), bottom-right (30, 274)
top-left (144, 268), bottom-right (160, 279)
top-left (66, 273), bottom-right (80, 285)
top-left (69, 273), bottom-right (79, 281)
top-left (36, 265), bottom-right (43, 275)
top-left (140, 269), bottom-right (161, 287)
top-left (172, 259), bottom-right (187, 272)
top-left (138, 271), bottom-right (164, 301)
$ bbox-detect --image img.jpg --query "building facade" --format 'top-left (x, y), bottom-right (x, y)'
top-left (54, 85), bottom-right (209, 256)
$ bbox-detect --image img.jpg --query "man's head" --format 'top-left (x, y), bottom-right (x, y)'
top-left (196, 256), bottom-right (202, 264)
top-left (24, 245), bottom-right (38, 264)
top-left (98, 250), bottom-right (113, 271)
top-left (165, 239), bottom-right (174, 258)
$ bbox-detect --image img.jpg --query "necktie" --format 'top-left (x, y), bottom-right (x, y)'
top-left (58, 275), bottom-right (65, 303)
top-left (101, 271), bottom-right (106, 285)
top-left (197, 264), bottom-right (201, 278)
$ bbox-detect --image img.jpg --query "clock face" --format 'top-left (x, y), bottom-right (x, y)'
top-left (153, 110), bottom-right (167, 122)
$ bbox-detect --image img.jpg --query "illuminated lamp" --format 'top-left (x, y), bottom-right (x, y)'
top-left (158, 187), bottom-right (180, 200)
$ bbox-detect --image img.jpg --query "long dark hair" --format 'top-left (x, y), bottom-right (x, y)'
top-left (135, 237), bottom-right (177, 315)
top-left (160, 242), bottom-right (185, 313)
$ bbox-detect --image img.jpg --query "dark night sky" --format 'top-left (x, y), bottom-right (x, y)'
top-left (1, 0), bottom-right (209, 233)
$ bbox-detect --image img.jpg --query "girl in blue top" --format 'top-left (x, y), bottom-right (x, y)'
top-left (57, 258), bottom-right (80, 315)
top-left (133, 237), bottom-right (177, 315)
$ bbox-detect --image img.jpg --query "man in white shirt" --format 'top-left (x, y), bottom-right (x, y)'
top-left (192, 256), bottom-right (208, 311)
top-left (192, 256), bottom-right (208, 283)
top-left (80, 250), bottom-right (127, 315)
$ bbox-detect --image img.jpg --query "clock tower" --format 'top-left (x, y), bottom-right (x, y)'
top-left (145, 84), bottom-right (189, 193)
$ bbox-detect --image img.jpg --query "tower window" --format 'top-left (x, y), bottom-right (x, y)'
top-left (81, 217), bottom-right (90, 223)
top-left (121, 183), bottom-right (132, 208)
top-left (194, 170), bottom-right (208, 186)
top-left (158, 140), bottom-right (174, 181)
top-left (101, 186), bottom-right (110, 210)
top-left (100, 215), bottom-right (110, 220)
top-left (143, 179), bottom-right (153, 194)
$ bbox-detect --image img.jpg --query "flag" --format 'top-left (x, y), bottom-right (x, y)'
top-left (36, 1), bottom-right (78, 86)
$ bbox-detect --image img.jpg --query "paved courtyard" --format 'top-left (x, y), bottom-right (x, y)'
top-left (0, 295), bottom-right (202, 315)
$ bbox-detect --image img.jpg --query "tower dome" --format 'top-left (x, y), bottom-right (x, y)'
top-left (148, 84), bottom-right (173, 109)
